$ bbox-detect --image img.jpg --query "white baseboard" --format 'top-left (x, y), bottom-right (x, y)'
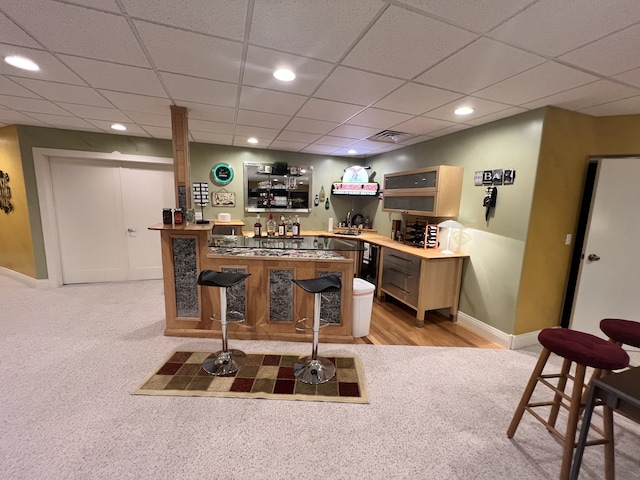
top-left (457, 311), bottom-right (540, 350)
top-left (0, 267), bottom-right (52, 289)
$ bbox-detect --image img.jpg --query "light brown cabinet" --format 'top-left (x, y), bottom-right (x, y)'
top-left (382, 165), bottom-right (463, 217)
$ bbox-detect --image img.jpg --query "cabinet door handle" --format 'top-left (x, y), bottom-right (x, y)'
top-left (389, 282), bottom-right (411, 295)
top-left (387, 267), bottom-right (413, 279)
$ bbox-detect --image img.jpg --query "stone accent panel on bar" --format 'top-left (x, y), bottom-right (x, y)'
top-left (172, 237), bottom-right (198, 317)
top-left (221, 267), bottom-right (248, 320)
top-left (319, 271), bottom-right (342, 324)
top-left (269, 269), bottom-right (293, 322)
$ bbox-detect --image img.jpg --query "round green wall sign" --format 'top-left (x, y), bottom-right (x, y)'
top-left (212, 163), bottom-right (233, 184)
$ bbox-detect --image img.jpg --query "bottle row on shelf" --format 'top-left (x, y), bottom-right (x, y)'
top-left (253, 213), bottom-right (301, 238)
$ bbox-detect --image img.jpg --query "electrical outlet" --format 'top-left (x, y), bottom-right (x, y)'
top-left (565, 234), bottom-right (572, 246)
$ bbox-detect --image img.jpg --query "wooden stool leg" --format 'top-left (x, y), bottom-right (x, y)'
top-left (603, 405), bottom-right (615, 480)
top-left (548, 358), bottom-right (572, 429)
top-left (560, 363), bottom-right (586, 480)
top-left (507, 348), bottom-right (551, 437)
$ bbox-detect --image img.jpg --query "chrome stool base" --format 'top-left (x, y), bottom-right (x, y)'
top-left (293, 356), bottom-right (336, 384)
top-left (203, 349), bottom-right (247, 376)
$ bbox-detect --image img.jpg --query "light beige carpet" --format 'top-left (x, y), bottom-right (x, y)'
top-left (133, 349), bottom-right (369, 404)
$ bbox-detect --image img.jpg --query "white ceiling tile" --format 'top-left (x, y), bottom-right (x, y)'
top-left (579, 95), bottom-right (640, 116)
top-left (86, 119), bottom-right (149, 136)
top-left (313, 136), bottom-right (358, 147)
top-left (57, 103), bottom-right (132, 122)
top-left (373, 83), bottom-right (462, 115)
top-left (179, 102), bottom-right (236, 123)
top-left (161, 73), bottom-right (237, 107)
top-left (24, 112), bottom-right (98, 130)
top-left (343, 6), bottom-right (477, 78)
top-left (286, 117), bottom-right (338, 135)
top-left (522, 80), bottom-right (640, 111)
top-left (140, 125), bottom-right (173, 139)
top-left (62, 0), bottom-right (121, 13)
top-left (297, 99), bottom-right (364, 123)
top-left (560, 23), bottom-right (640, 76)
top-left (243, 46), bottom-right (333, 95)
top-left (276, 131), bottom-right (320, 143)
top-left (134, 21), bottom-right (242, 83)
top-left (0, 95), bottom-right (70, 115)
top-left (428, 124), bottom-right (473, 138)
top-left (401, 0), bottom-right (535, 33)
top-left (613, 67), bottom-right (640, 89)
top-left (237, 110), bottom-right (290, 129)
top-left (425, 96), bottom-right (514, 123)
top-left (268, 140), bottom-right (308, 151)
top-left (0, 109), bottom-right (46, 125)
top-left (191, 131), bottom-right (233, 145)
top-left (0, 12), bottom-right (40, 47)
top-left (59, 55), bottom-right (166, 96)
top-left (122, 110), bottom-right (171, 128)
top-left (0, 77), bottom-right (40, 98)
top-left (239, 86), bottom-right (306, 115)
top-left (473, 61), bottom-right (598, 105)
top-left (332, 146), bottom-right (375, 156)
top-left (99, 90), bottom-right (170, 115)
top-left (415, 38), bottom-right (545, 94)
top-left (398, 135), bottom-right (432, 146)
top-left (189, 119), bottom-right (235, 135)
top-left (250, 0), bottom-right (383, 62)
top-left (0, 46), bottom-right (87, 85)
top-left (234, 124), bottom-right (280, 140)
top-left (314, 67), bottom-right (404, 106)
top-left (302, 144), bottom-right (339, 155)
top-left (2, 0), bottom-right (149, 65)
top-left (464, 107), bottom-right (529, 126)
top-left (122, 0), bottom-right (247, 40)
top-left (348, 139), bottom-right (393, 151)
top-left (392, 116), bottom-right (456, 135)
top-left (489, 0), bottom-right (640, 56)
top-left (329, 124), bottom-right (379, 140)
top-left (347, 108), bottom-right (413, 129)
top-left (11, 78), bottom-right (111, 106)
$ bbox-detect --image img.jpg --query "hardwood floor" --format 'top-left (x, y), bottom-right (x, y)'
top-left (354, 296), bottom-right (503, 348)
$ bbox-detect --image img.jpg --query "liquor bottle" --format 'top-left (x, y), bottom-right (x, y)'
top-left (292, 215), bottom-right (301, 237)
top-left (266, 213), bottom-right (276, 237)
top-left (319, 185), bottom-right (325, 202)
top-left (278, 214), bottom-right (286, 237)
top-left (254, 213), bottom-right (262, 237)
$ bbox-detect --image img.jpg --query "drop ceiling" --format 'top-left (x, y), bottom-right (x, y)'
top-left (2, 0), bottom-right (640, 157)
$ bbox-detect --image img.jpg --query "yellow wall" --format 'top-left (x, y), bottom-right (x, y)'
top-left (593, 114), bottom-right (640, 154)
top-left (0, 126), bottom-right (37, 277)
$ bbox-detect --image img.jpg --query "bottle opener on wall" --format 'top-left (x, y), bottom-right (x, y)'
top-left (483, 186), bottom-right (497, 221)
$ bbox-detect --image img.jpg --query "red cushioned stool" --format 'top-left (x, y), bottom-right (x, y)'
top-left (507, 328), bottom-right (629, 480)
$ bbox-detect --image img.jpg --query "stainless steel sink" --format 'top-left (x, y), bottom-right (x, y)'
top-left (334, 231), bottom-right (360, 236)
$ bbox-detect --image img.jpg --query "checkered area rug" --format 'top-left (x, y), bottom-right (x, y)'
top-left (132, 350), bottom-right (369, 404)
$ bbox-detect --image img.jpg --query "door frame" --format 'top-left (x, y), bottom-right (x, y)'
top-left (33, 148), bottom-right (173, 287)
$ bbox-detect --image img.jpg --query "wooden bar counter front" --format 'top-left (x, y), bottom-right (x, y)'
top-left (149, 223), bottom-right (358, 343)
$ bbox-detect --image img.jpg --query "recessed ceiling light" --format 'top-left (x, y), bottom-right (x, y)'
top-left (4, 55), bottom-right (40, 71)
top-left (454, 106), bottom-right (475, 116)
top-left (110, 123), bottom-right (127, 131)
top-left (273, 68), bottom-right (296, 82)
top-left (348, 149), bottom-right (357, 155)
top-left (247, 137), bottom-right (259, 144)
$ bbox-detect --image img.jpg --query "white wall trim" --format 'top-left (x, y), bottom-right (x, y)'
top-left (1, 267), bottom-right (51, 289)
top-left (32, 148), bottom-right (172, 287)
top-left (457, 311), bottom-right (541, 350)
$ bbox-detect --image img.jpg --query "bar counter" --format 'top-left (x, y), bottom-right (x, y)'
top-left (149, 223), bottom-right (468, 341)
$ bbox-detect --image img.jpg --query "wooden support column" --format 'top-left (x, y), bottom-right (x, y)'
top-left (170, 105), bottom-right (191, 209)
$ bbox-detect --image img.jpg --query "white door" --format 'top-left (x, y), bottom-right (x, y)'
top-left (570, 157), bottom-right (640, 338)
top-left (121, 164), bottom-right (175, 280)
top-left (50, 157), bottom-right (174, 284)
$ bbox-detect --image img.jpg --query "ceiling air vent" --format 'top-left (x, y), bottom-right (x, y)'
top-left (368, 129), bottom-right (414, 143)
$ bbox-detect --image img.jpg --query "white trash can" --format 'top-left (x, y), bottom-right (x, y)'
top-left (352, 277), bottom-right (375, 337)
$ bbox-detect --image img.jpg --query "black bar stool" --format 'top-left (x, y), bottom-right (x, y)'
top-left (291, 275), bottom-right (341, 384)
top-left (197, 270), bottom-right (251, 375)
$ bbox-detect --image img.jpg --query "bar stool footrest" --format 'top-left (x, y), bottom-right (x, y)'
top-left (294, 317), bottom-right (331, 332)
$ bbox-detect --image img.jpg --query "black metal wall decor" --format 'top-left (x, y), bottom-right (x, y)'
top-left (0, 170), bottom-right (13, 214)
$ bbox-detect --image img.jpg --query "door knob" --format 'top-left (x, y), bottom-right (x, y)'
top-left (127, 228), bottom-right (137, 233)
top-left (587, 254), bottom-right (600, 261)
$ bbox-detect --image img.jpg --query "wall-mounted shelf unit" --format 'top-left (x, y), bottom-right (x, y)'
top-left (244, 162), bottom-right (313, 213)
